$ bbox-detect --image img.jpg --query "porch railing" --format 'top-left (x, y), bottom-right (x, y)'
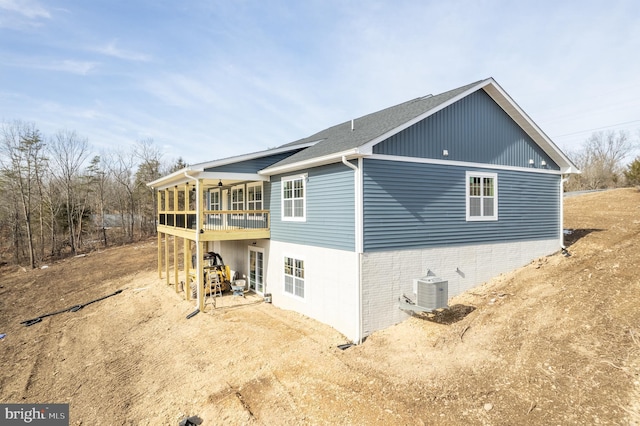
top-left (159, 210), bottom-right (270, 232)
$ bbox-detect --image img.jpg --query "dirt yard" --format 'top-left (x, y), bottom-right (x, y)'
top-left (1, 188), bottom-right (639, 425)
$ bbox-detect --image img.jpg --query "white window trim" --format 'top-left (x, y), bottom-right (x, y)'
top-left (247, 181), bottom-right (263, 211)
top-left (466, 171), bottom-right (498, 221)
top-left (281, 174), bottom-right (307, 222)
top-left (248, 245), bottom-right (265, 295)
top-left (208, 188), bottom-right (221, 211)
top-left (231, 184), bottom-right (245, 211)
top-left (283, 254), bottom-right (305, 300)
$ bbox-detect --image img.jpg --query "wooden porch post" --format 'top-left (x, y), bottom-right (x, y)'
top-left (184, 238), bottom-right (190, 297)
top-left (198, 240), bottom-right (205, 312)
top-left (173, 236), bottom-right (179, 292)
top-left (163, 188), bottom-right (170, 285)
top-left (196, 180), bottom-right (205, 310)
top-left (157, 231), bottom-right (162, 279)
top-left (165, 232), bottom-right (170, 286)
top-left (172, 186), bottom-right (179, 291)
top-left (157, 188), bottom-right (162, 279)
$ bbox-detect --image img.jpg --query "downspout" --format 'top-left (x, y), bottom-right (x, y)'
top-left (184, 171), bottom-right (201, 309)
top-left (342, 156), bottom-right (363, 344)
top-left (560, 174), bottom-right (570, 249)
top-left (342, 155), bottom-right (358, 172)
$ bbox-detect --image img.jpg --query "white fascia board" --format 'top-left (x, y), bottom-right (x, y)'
top-left (480, 80), bottom-right (580, 174)
top-left (147, 141), bottom-right (318, 189)
top-left (371, 154), bottom-right (567, 175)
top-left (259, 148), bottom-right (364, 176)
top-left (356, 78), bottom-right (579, 175)
top-left (147, 167), bottom-right (192, 188)
top-left (190, 140), bottom-right (321, 171)
top-left (357, 80), bottom-right (492, 154)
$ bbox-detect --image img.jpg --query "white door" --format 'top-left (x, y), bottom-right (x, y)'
top-left (248, 247), bottom-right (264, 294)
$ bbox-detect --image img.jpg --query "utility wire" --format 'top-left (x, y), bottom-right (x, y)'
top-left (553, 119), bottom-right (640, 138)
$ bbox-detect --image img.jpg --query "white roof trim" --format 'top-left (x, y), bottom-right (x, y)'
top-left (147, 140), bottom-right (319, 188)
top-left (190, 140), bottom-right (320, 171)
top-left (358, 77), bottom-right (579, 174)
top-left (481, 80), bottom-right (579, 174)
top-left (259, 148), bottom-right (363, 176)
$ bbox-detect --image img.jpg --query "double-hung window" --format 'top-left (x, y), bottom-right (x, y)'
top-left (284, 256), bottom-right (304, 298)
top-left (231, 185), bottom-right (244, 211)
top-left (247, 183), bottom-right (263, 214)
top-left (207, 188), bottom-right (222, 228)
top-left (230, 185), bottom-right (245, 225)
top-left (282, 175), bottom-right (306, 221)
top-left (466, 171), bottom-right (498, 221)
top-left (209, 189), bottom-right (221, 211)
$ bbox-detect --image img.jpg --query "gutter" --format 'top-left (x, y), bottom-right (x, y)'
top-left (184, 171), bottom-right (202, 309)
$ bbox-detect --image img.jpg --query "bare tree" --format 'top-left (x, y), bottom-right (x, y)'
top-left (134, 139), bottom-right (163, 236)
top-left (33, 148), bottom-right (50, 261)
top-left (49, 130), bottom-right (89, 255)
top-left (566, 130), bottom-right (636, 190)
top-left (0, 121), bottom-right (46, 268)
top-left (42, 175), bottom-right (64, 257)
top-left (110, 149), bottom-right (138, 241)
top-left (87, 154), bottom-right (112, 246)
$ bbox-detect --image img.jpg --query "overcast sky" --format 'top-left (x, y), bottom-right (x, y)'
top-left (1, 0), bottom-right (639, 166)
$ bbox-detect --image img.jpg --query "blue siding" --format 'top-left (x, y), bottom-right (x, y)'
top-left (204, 150), bottom-right (303, 173)
top-left (271, 162), bottom-right (355, 251)
top-left (363, 158), bottom-right (559, 252)
top-left (374, 90), bottom-right (559, 171)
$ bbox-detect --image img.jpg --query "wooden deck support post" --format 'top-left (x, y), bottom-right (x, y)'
top-left (164, 188), bottom-right (170, 285)
top-left (184, 238), bottom-right (190, 296)
top-left (157, 188), bottom-right (163, 279)
top-left (198, 240), bottom-right (205, 312)
top-left (173, 236), bottom-right (179, 292)
top-left (173, 186), bottom-right (179, 291)
top-left (165, 232), bottom-right (170, 286)
top-left (157, 231), bottom-right (162, 279)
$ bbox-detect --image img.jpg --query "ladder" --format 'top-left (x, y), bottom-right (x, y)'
top-left (204, 270), bottom-right (223, 310)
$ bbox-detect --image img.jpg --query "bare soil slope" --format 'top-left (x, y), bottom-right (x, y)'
top-left (1, 188), bottom-right (639, 425)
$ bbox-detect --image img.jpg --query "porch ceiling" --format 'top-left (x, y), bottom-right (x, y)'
top-left (149, 171), bottom-right (269, 191)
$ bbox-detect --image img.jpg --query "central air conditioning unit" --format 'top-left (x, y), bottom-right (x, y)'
top-left (413, 276), bottom-right (448, 311)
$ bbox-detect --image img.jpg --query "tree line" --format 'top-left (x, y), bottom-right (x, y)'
top-left (1, 119), bottom-right (638, 269)
top-left (0, 120), bottom-right (185, 269)
top-left (564, 130), bottom-right (640, 191)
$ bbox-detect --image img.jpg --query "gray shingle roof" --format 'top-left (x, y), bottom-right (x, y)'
top-left (267, 80), bottom-right (485, 170)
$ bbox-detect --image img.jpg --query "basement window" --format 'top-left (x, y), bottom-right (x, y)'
top-left (284, 256), bottom-right (305, 298)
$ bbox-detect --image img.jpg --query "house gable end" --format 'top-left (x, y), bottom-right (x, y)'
top-left (373, 89), bottom-right (559, 170)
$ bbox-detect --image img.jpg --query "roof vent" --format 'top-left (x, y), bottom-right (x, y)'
top-left (351, 119), bottom-right (354, 131)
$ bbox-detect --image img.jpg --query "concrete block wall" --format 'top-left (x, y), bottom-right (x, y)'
top-left (361, 238), bottom-right (559, 336)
